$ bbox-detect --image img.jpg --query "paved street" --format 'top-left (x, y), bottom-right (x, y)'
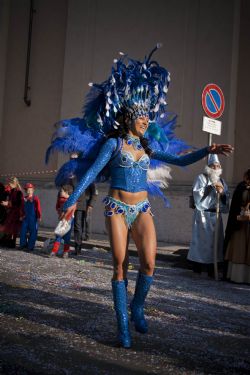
top-left (0, 238), bottom-right (250, 375)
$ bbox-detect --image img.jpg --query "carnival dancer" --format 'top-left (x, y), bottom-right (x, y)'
top-left (187, 155), bottom-right (230, 276)
top-left (1, 177), bottom-right (23, 248)
top-left (20, 183), bottom-right (42, 251)
top-left (46, 45), bottom-right (233, 348)
top-left (50, 184), bottom-right (74, 258)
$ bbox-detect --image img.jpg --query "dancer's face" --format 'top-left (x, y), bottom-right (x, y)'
top-left (129, 116), bottom-right (149, 137)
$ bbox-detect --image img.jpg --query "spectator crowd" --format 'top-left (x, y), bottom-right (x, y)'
top-left (0, 167), bottom-right (249, 285)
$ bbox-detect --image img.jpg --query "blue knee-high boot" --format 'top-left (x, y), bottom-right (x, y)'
top-left (130, 272), bottom-right (153, 334)
top-left (112, 280), bottom-right (131, 348)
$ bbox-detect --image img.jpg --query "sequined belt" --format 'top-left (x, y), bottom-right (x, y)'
top-left (103, 196), bottom-right (152, 228)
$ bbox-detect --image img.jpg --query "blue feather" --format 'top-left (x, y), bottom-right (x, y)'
top-left (146, 113), bottom-right (191, 169)
top-left (146, 181), bottom-right (171, 207)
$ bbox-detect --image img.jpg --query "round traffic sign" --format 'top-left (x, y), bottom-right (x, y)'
top-left (202, 83), bottom-right (225, 119)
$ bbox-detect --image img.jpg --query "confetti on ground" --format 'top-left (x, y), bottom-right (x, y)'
top-left (0, 242), bottom-right (249, 375)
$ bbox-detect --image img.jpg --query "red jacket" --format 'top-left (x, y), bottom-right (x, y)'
top-left (56, 196), bottom-right (68, 214)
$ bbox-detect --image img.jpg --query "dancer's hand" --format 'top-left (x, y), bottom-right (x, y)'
top-left (60, 204), bottom-right (76, 220)
top-left (208, 143), bottom-right (234, 156)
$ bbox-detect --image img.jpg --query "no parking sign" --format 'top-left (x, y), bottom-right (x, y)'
top-left (202, 83), bottom-right (225, 135)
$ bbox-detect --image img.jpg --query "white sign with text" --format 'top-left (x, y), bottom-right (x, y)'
top-left (202, 116), bottom-right (222, 136)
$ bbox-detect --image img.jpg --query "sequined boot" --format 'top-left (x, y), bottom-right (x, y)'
top-left (130, 272), bottom-right (153, 334)
top-left (112, 280), bottom-right (131, 348)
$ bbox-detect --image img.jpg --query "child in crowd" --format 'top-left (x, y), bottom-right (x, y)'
top-left (20, 183), bottom-right (42, 251)
top-left (50, 184), bottom-right (74, 258)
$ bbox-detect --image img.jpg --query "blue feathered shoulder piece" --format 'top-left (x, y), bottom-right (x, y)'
top-left (45, 118), bottom-right (103, 164)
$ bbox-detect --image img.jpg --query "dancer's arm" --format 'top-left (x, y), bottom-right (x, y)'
top-left (63, 138), bottom-right (117, 210)
top-left (151, 144), bottom-right (233, 166)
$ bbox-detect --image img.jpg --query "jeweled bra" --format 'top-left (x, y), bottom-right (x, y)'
top-left (109, 138), bottom-right (150, 192)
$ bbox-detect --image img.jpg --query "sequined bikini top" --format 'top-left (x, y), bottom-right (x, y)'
top-left (110, 137), bottom-right (150, 170)
top-left (118, 150), bottom-right (150, 170)
top-left (109, 139), bottom-right (150, 192)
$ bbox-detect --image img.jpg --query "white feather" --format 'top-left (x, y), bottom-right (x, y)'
top-left (147, 165), bottom-right (172, 188)
top-left (154, 103), bottom-right (160, 112)
top-left (163, 85), bottom-right (168, 93)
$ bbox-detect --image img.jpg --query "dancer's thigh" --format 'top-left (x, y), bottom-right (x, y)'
top-left (106, 214), bottom-right (129, 279)
top-left (131, 213), bottom-right (157, 275)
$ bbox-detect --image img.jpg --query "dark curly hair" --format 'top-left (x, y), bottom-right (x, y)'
top-left (106, 110), bottom-right (152, 156)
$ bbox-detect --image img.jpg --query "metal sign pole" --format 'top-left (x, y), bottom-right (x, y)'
top-left (208, 133), bottom-right (213, 146)
top-left (208, 133), bottom-right (212, 162)
top-left (213, 192), bottom-right (220, 281)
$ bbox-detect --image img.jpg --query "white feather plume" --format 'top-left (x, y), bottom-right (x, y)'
top-left (147, 165), bottom-right (172, 188)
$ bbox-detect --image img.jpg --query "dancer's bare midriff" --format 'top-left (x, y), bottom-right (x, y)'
top-left (109, 188), bottom-right (148, 205)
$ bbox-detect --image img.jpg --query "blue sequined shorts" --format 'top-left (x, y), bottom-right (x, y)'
top-left (103, 196), bottom-right (152, 228)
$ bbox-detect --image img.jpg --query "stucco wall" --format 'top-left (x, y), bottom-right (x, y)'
top-left (0, 0), bottom-right (68, 175)
top-left (233, 0), bottom-right (250, 181)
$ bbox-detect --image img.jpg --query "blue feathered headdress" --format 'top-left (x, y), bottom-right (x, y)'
top-left (46, 45), bottom-right (191, 205)
top-left (85, 43), bottom-right (170, 133)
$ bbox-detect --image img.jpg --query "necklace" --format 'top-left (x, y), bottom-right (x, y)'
top-left (125, 135), bottom-right (143, 150)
